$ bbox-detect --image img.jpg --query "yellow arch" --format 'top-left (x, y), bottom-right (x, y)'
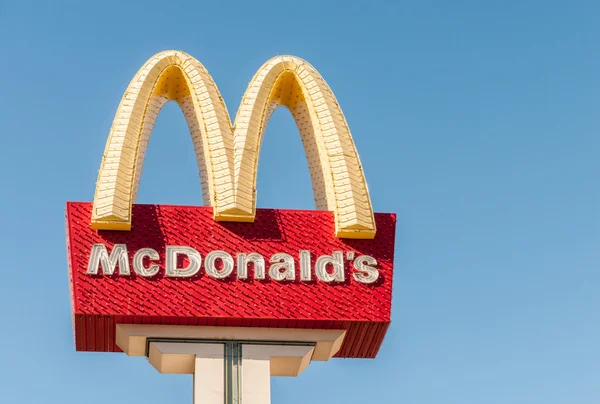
top-left (92, 51), bottom-right (235, 228)
top-left (92, 51), bottom-right (376, 239)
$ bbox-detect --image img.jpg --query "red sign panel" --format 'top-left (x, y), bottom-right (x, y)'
top-left (66, 202), bottom-right (396, 358)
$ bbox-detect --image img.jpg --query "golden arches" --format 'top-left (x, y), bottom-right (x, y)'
top-left (92, 50), bottom-right (376, 239)
top-left (92, 51), bottom-right (234, 229)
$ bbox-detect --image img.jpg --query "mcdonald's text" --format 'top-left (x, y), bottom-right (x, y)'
top-left (86, 244), bottom-right (380, 284)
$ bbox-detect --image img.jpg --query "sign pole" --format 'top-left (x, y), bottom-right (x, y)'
top-left (147, 339), bottom-right (316, 403)
top-left (192, 344), bottom-right (226, 404)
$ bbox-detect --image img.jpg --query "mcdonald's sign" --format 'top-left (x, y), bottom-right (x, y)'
top-left (66, 51), bottom-right (397, 358)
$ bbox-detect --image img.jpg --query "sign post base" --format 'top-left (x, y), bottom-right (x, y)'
top-left (116, 325), bottom-right (346, 403)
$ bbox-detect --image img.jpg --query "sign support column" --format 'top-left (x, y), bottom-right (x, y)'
top-left (148, 340), bottom-right (316, 404)
top-left (192, 344), bottom-right (226, 404)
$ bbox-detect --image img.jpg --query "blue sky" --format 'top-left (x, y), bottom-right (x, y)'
top-left (1, 0), bottom-right (599, 403)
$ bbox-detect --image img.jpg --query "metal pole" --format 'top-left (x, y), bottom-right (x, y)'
top-left (193, 341), bottom-right (272, 404)
top-left (224, 342), bottom-right (242, 404)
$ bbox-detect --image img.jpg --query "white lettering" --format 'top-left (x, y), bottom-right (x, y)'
top-left (165, 246), bottom-right (202, 277)
top-left (315, 251), bottom-right (344, 282)
top-left (205, 251), bottom-right (234, 279)
top-left (269, 253), bottom-right (295, 281)
top-left (237, 253), bottom-right (265, 280)
top-left (85, 245), bottom-right (380, 284)
top-left (87, 244), bottom-right (130, 276)
top-left (299, 250), bottom-right (311, 281)
top-left (133, 248), bottom-right (160, 277)
top-left (352, 255), bottom-right (379, 284)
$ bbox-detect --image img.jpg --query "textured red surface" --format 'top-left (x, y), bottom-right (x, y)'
top-left (66, 202), bottom-right (396, 358)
